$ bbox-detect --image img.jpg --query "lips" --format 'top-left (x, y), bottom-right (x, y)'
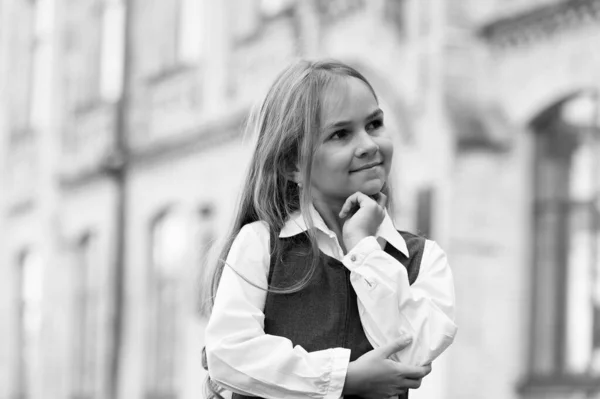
top-left (350, 161), bottom-right (383, 173)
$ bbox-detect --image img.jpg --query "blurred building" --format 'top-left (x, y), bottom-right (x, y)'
top-left (0, 1), bottom-right (599, 399)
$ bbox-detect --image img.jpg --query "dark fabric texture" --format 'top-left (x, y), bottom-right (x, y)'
top-left (232, 231), bottom-right (425, 399)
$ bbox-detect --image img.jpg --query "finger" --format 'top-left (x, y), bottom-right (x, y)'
top-left (375, 192), bottom-right (387, 208)
top-left (339, 192), bottom-right (373, 218)
top-left (373, 336), bottom-right (413, 358)
top-left (339, 193), bottom-right (360, 218)
top-left (400, 378), bottom-right (423, 390)
top-left (398, 365), bottom-right (432, 379)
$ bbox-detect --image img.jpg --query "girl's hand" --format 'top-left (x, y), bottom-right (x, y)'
top-left (342, 337), bottom-right (432, 399)
top-left (339, 191), bottom-right (387, 251)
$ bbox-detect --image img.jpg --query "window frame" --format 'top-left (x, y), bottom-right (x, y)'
top-left (145, 208), bottom-right (189, 398)
top-left (14, 249), bottom-right (44, 399)
top-left (71, 232), bottom-right (101, 399)
top-left (144, 0), bottom-right (204, 83)
top-left (522, 96), bottom-right (600, 393)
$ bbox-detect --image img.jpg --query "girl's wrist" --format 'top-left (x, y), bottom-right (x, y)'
top-left (343, 233), bottom-right (372, 252)
top-left (342, 361), bottom-right (362, 396)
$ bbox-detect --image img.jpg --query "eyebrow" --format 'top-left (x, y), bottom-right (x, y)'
top-left (324, 109), bottom-right (384, 130)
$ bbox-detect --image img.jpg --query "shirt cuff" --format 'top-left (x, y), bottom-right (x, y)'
top-left (343, 236), bottom-right (381, 271)
top-left (326, 348), bottom-right (351, 399)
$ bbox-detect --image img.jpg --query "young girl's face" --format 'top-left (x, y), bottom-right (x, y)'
top-left (309, 76), bottom-right (393, 206)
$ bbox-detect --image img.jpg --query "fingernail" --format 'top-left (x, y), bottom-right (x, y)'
top-left (402, 336), bottom-right (413, 344)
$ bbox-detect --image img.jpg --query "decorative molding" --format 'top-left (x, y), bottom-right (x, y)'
top-left (232, 3), bottom-right (297, 49)
top-left (129, 112), bottom-right (246, 169)
top-left (479, 0), bottom-right (600, 50)
top-left (60, 101), bottom-right (117, 183)
top-left (446, 96), bottom-right (514, 154)
top-left (315, 0), bottom-right (366, 23)
top-left (517, 374), bottom-right (600, 395)
top-left (59, 109), bottom-right (247, 190)
top-left (146, 66), bottom-right (202, 141)
top-left (6, 199), bottom-right (35, 218)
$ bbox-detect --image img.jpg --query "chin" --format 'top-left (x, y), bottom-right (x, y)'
top-left (358, 181), bottom-right (385, 196)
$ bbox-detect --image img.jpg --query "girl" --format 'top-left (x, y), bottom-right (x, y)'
top-left (204, 60), bottom-right (457, 399)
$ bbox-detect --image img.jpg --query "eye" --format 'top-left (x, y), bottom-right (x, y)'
top-left (366, 118), bottom-right (384, 132)
top-left (329, 129), bottom-right (350, 140)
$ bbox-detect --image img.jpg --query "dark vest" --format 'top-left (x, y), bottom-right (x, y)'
top-left (232, 231), bottom-right (425, 399)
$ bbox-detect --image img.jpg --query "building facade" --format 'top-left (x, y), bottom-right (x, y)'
top-left (0, 1), bottom-right (599, 399)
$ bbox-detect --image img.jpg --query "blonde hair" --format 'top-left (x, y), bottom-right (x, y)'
top-left (204, 59), bottom-right (389, 397)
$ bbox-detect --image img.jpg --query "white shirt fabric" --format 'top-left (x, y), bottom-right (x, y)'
top-left (205, 206), bottom-right (457, 399)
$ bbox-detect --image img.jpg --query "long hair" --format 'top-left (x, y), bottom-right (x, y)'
top-left (203, 59), bottom-right (388, 398)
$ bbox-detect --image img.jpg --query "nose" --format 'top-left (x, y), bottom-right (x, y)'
top-left (355, 130), bottom-right (379, 158)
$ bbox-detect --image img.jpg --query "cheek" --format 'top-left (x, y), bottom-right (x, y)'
top-left (379, 137), bottom-right (394, 164)
top-left (315, 149), bottom-right (350, 175)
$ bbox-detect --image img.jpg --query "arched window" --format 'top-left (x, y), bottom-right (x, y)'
top-left (146, 209), bottom-right (189, 398)
top-left (530, 93), bottom-right (600, 380)
top-left (72, 233), bottom-right (100, 399)
top-left (16, 250), bottom-right (44, 399)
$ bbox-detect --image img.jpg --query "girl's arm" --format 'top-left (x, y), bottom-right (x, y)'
top-left (205, 222), bottom-right (351, 399)
top-left (343, 236), bottom-right (457, 366)
top-left (339, 192), bottom-right (457, 366)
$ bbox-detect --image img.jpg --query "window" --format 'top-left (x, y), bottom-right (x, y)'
top-left (28, 0), bottom-right (53, 130)
top-left (9, 0), bottom-right (35, 133)
top-left (99, 0), bottom-right (125, 102)
top-left (16, 250), bottom-right (44, 399)
top-left (177, 0), bottom-right (203, 64)
top-left (147, 0), bottom-right (203, 76)
top-left (3, 1), bottom-right (44, 208)
top-left (71, 2), bottom-right (102, 107)
top-left (146, 210), bottom-right (188, 397)
top-left (72, 234), bottom-right (100, 399)
top-left (529, 94), bottom-right (600, 381)
top-left (68, 0), bottom-right (124, 108)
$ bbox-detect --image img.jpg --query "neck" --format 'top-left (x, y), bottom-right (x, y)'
top-left (312, 197), bottom-right (346, 244)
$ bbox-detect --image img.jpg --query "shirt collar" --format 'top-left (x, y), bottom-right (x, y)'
top-left (279, 203), bottom-right (409, 257)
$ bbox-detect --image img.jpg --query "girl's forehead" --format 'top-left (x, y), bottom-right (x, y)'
top-left (319, 76), bottom-right (377, 125)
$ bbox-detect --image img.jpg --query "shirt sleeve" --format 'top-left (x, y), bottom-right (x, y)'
top-left (343, 236), bottom-right (457, 366)
top-left (205, 222), bottom-right (351, 399)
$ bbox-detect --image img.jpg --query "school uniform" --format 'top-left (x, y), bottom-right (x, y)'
top-left (205, 204), bottom-right (457, 399)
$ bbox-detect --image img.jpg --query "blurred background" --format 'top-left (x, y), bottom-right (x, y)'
top-left (1, 0), bottom-right (600, 398)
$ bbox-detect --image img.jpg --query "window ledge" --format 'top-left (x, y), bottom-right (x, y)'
top-left (145, 63), bottom-right (198, 86)
top-left (144, 392), bottom-right (177, 399)
top-left (73, 98), bottom-right (112, 117)
top-left (8, 126), bottom-right (36, 145)
top-left (232, 5), bottom-right (296, 48)
top-left (518, 373), bottom-right (600, 394)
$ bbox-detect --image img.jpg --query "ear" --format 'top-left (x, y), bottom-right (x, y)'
top-left (286, 164), bottom-right (302, 186)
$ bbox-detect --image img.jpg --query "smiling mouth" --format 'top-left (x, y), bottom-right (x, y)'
top-left (350, 162), bottom-right (383, 173)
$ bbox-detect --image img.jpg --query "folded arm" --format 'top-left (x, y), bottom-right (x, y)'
top-left (205, 223), bottom-right (350, 399)
top-left (343, 237), bottom-right (458, 366)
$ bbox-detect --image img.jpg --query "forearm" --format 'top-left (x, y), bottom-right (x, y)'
top-left (344, 237), bottom-right (457, 365)
top-left (207, 336), bottom-right (350, 399)
top-left (207, 263), bottom-right (351, 399)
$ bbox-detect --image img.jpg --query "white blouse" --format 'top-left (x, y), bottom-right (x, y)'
top-left (205, 207), bottom-right (457, 399)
